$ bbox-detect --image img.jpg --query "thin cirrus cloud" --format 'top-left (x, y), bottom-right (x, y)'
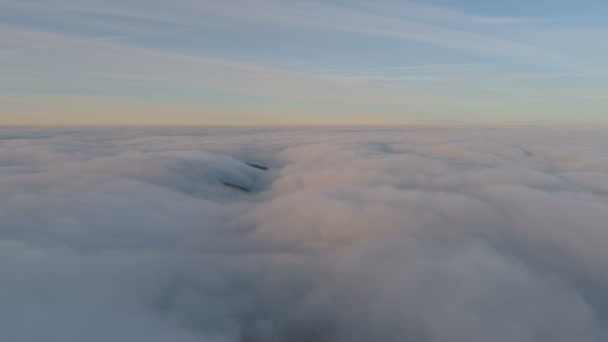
top-left (0, 0), bottom-right (607, 125)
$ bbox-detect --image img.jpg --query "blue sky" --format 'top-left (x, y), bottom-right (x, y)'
top-left (1, 0), bottom-right (607, 125)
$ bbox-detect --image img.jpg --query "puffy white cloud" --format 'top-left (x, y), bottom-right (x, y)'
top-left (1, 126), bottom-right (607, 341)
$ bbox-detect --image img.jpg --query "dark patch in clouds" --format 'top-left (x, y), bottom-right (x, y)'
top-left (1, 126), bottom-right (608, 341)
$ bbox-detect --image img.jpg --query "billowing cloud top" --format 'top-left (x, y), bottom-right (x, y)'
top-left (1, 126), bottom-right (608, 341)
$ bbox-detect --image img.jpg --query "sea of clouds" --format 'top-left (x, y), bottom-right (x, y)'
top-left (1, 126), bottom-right (608, 342)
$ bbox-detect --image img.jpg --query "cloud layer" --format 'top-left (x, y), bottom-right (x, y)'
top-left (1, 126), bottom-right (608, 341)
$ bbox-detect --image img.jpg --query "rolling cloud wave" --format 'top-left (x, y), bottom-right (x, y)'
top-left (1, 126), bottom-right (607, 341)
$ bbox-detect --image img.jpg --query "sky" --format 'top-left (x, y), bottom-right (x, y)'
top-left (1, 0), bottom-right (607, 125)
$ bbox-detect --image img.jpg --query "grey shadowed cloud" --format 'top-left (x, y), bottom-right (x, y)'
top-left (1, 126), bottom-right (608, 341)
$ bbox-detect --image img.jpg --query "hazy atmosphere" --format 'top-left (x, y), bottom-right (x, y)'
top-left (1, 0), bottom-right (608, 125)
top-left (2, 1), bottom-right (608, 342)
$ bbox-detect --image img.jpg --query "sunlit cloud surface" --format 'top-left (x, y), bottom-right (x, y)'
top-left (1, 126), bottom-right (608, 341)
